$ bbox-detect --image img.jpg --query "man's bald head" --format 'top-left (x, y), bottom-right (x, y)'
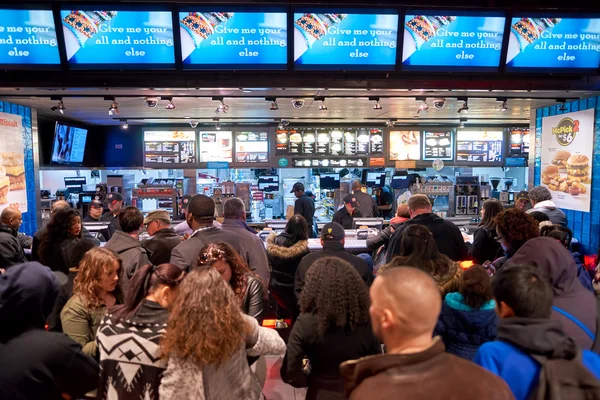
top-left (352, 180), bottom-right (362, 192)
top-left (1, 207), bottom-right (22, 230)
top-left (51, 200), bottom-right (70, 215)
top-left (370, 267), bottom-right (441, 346)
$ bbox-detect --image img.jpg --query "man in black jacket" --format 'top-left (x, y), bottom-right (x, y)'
top-left (333, 194), bottom-right (362, 229)
top-left (0, 207), bottom-right (27, 268)
top-left (292, 182), bottom-right (316, 238)
top-left (386, 194), bottom-right (467, 263)
top-left (295, 222), bottom-right (373, 300)
top-left (142, 209), bottom-right (182, 266)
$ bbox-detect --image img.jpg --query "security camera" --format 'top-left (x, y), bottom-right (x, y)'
top-left (292, 99), bottom-right (305, 109)
top-left (189, 121), bottom-right (198, 128)
top-left (432, 98), bottom-right (446, 109)
top-left (280, 119), bottom-right (290, 127)
top-left (145, 97), bottom-right (159, 108)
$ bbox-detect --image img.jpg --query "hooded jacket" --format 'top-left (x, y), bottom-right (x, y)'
top-left (507, 237), bottom-right (598, 350)
top-left (267, 233), bottom-right (309, 286)
top-left (0, 262), bottom-right (98, 400)
top-left (221, 218), bottom-right (270, 285)
top-left (527, 201), bottom-right (568, 227)
top-left (104, 230), bottom-right (150, 289)
top-left (0, 223), bottom-right (27, 268)
top-left (142, 227), bottom-right (183, 266)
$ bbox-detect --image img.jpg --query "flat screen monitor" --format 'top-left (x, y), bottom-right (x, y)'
top-left (402, 11), bottom-right (506, 71)
top-left (391, 175), bottom-right (410, 189)
top-left (143, 131), bottom-right (197, 167)
top-left (179, 9), bottom-right (287, 69)
top-left (456, 130), bottom-right (504, 164)
top-left (293, 10), bottom-right (399, 70)
top-left (64, 176), bottom-right (86, 193)
top-left (51, 123), bottom-right (88, 164)
top-left (320, 173), bottom-right (340, 189)
top-left (80, 194), bottom-right (93, 203)
top-left (366, 172), bottom-right (385, 187)
top-left (0, 10), bottom-right (60, 67)
top-left (60, 8), bottom-right (175, 68)
top-left (257, 175), bottom-right (279, 192)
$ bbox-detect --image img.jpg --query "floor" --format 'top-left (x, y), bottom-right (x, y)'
top-left (263, 356), bottom-right (307, 400)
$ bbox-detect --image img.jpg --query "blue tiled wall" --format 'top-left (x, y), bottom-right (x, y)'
top-left (0, 101), bottom-right (36, 236)
top-left (534, 96), bottom-right (600, 255)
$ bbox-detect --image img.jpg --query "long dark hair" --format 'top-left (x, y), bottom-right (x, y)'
top-left (300, 257), bottom-right (370, 335)
top-left (541, 224), bottom-right (573, 249)
top-left (459, 265), bottom-right (493, 309)
top-left (392, 224), bottom-right (453, 277)
top-left (111, 263), bottom-right (185, 320)
top-left (39, 208), bottom-right (82, 266)
top-left (479, 199), bottom-right (504, 231)
top-left (285, 214), bottom-right (309, 243)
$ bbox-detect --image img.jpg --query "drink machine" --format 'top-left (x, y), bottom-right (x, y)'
top-left (454, 176), bottom-right (480, 216)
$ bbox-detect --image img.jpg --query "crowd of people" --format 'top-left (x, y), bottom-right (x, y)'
top-left (1, 183), bottom-right (600, 399)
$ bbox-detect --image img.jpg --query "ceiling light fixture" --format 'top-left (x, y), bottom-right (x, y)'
top-left (315, 96), bottom-right (327, 111)
top-left (266, 97), bottom-right (279, 111)
top-left (458, 118), bottom-right (467, 128)
top-left (370, 97), bottom-right (382, 110)
top-left (108, 101), bottom-right (119, 115)
top-left (165, 98), bottom-right (176, 110)
top-left (557, 99), bottom-right (568, 111)
top-left (50, 98), bottom-right (65, 114)
top-left (213, 97), bottom-right (229, 114)
top-left (497, 97), bottom-right (508, 112)
top-left (121, 119), bottom-right (128, 129)
top-left (416, 97), bottom-right (429, 114)
top-left (240, 88), bottom-right (252, 93)
top-left (213, 118), bottom-right (221, 130)
top-left (385, 119), bottom-right (396, 127)
top-left (457, 98), bottom-right (469, 114)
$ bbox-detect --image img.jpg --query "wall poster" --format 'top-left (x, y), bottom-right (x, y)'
top-left (0, 112), bottom-right (27, 212)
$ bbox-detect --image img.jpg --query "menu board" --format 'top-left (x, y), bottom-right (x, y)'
top-left (144, 131), bottom-right (197, 167)
top-left (316, 129), bottom-right (330, 154)
top-left (508, 128), bottom-right (530, 158)
top-left (289, 129), bottom-right (302, 154)
top-left (200, 131), bottom-right (232, 162)
top-left (402, 12), bottom-right (505, 70)
top-left (60, 9), bottom-right (175, 66)
top-left (507, 17), bottom-right (600, 70)
top-left (292, 158), bottom-right (366, 167)
top-left (275, 129), bottom-right (289, 155)
top-left (235, 131), bottom-right (268, 163)
top-left (293, 11), bottom-right (398, 70)
top-left (302, 129), bottom-right (316, 155)
top-left (356, 129), bottom-right (370, 155)
top-left (330, 129), bottom-right (344, 155)
top-left (423, 131), bottom-right (453, 161)
top-left (456, 130), bottom-right (503, 163)
top-left (343, 129), bottom-right (357, 156)
top-left (179, 11), bottom-right (287, 69)
top-left (0, 10), bottom-right (60, 66)
top-left (369, 129), bottom-right (384, 155)
top-left (389, 131), bottom-right (420, 161)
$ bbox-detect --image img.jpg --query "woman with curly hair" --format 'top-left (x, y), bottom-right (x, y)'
top-left (159, 267), bottom-right (286, 400)
top-left (281, 257), bottom-right (380, 400)
top-left (38, 207), bottom-right (83, 273)
top-left (197, 242), bottom-right (265, 323)
top-left (380, 224), bottom-right (462, 297)
top-left (61, 247), bottom-right (121, 357)
top-left (490, 208), bottom-right (539, 271)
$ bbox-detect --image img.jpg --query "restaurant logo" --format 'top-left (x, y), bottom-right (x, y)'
top-left (0, 118), bottom-right (18, 127)
top-left (552, 117), bottom-right (579, 146)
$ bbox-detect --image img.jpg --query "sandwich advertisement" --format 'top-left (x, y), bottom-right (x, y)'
top-left (540, 108), bottom-right (595, 212)
top-left (0, 112), bottom-right (27, 212)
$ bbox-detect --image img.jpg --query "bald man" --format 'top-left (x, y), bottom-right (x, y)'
top-left (0, 208), bottom-right (27, 267)
top-left (340, 267), bottom-right (514, 400)
top-left (351, 180), bottom-right (378, 218)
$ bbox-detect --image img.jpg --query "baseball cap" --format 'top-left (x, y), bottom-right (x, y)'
top-left (321, 222), bottom-right (345, 241)
top-left (516, 191), bottom-right (530, 201)
top-left (343, 193), bottom-right (360, 208)
top-left (290, 182), bottom-right (305, 193)
top-left (89, 200), bottom-right (103, 209)
top-left (143, 209), bottom-right (170, 225)
top-left (107, 192), bottom-right (123, 203)
top-left (181, 194), bottom-right (193, 210)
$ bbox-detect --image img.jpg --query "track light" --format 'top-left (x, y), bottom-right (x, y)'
top-left (557, 99), bottom-right (567, 111)
top-left (373, 100), bottom-right (382, 110)
top-left (213, 118), bottom-right (221, 130)
top-left (165, 99), bottom-right (176, 110)
top-left (266, 97), bottom-right (279, 111)
top-left (121, 119), bottom-right (128, 129)
top-left (50, 98), bottom-right (65, 114)
top-left (497, 98), bottom-right (508, 112)
top-left (457, 98), bottom-right (469, 114)
top-left (314, 96), bottom-right (327, 111)
top-left (416, 97), bottom-right (428, 114)
top-left (213, 97), bottom-right (229, 114)
top-left (458, 118), bottom-right (467, 128)
top-left (385, 119), bottom-right (396, 127)
top-left (108, 101), bottom-right (119, 116)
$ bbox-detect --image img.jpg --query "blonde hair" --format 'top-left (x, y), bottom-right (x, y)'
top-left (73, 247), bottom-right (121, 309)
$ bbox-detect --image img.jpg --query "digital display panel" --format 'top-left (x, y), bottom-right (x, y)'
top-left (235, 131), bottom-right (268, 163)
top-left (143, 131), bottom-right (197, 167)
top-left (456, 130), bottom-right (503, 163)
top-left (52, 123), bottom-right (88, 164)
top-left (200, 131), bottom-right (232, 162)
top-left (423, 131), bottom-right (454, 161)
top-left (366, 172), bottom-right (385, 187)
top-left (389, 131), bottom-right (420, 161)
top-left (258, 175), bottom-right (278, 192)
top-left (320, 173), bottom-right (340, 189)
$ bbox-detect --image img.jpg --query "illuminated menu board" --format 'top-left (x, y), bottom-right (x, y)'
top-left (288, 129), bottom-right (302, 154)
top-left (508, 128), bottom-right (530, 158)
top-left (315, 129), bottom-right (330, 154)
top-left (423, 131), bottom-right (454, 161)
top-left (292, 158), bottom-right (367, 167)
top-left (199, 131), bottom-right (232, 162)
top-left (369, 129), bottom-right (384, 155)
top-left (389, 131), bottom-right (420, 161)
top-left (456, 130), bottom-right (503, 163)
top-left (356, 129), bottom-right (370, 155)
top-left (235, 131), bottom-right (268, 163)
top-left (143, 131), bottom-right (197, 167)
top-left (343, 129), bottom-right (357, 156)
top-left (302, 129), bottom-right (316, 155)
top-left (275, 129), bottom-right (289, 155)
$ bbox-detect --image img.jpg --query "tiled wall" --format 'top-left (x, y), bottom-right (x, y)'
top-left (534, 97), bottom-right (600, 255)
top-left (0, 101), bottom-right (37, 236)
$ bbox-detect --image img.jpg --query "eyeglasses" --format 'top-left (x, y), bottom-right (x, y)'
top-left (198, 249), bottom-right (226, 265)
top-left (494, 235), bottom-right (504, 242)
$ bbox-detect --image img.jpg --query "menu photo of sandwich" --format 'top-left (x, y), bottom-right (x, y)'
top-left (542, 153), bottom-right (590, 197)
top-left (0, 166), bottom-right (9, 204)
top-left (0, 152), bottom-right (25, 191)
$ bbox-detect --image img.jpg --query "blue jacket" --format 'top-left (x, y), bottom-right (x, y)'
top-left (434, 292), bottom-right (499, 361)
top-left (475, 340), bottom-right (600, 400)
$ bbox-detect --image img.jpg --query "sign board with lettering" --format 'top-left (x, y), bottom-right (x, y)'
top-left (60, 9), bottom-right (175, 67)
top-left (0, 113), bottom-right (27, 213)
top-left (293, 10), bottom-right (398, 70)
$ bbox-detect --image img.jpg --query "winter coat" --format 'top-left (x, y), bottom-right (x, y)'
top-left (434, 292), bottom-right (498, 361)
top-left (366, 222), bottom-right (403, 251)
top-left (527, 200), bottom-right (568, 227)
top-left (281, 312), bottom-right (380, 400)
top-left (508, 237), bottom-right (598, 350)
top-left (221, 218), bottom-right (270, 285)
top-left (0, 262), bottom-right (98, 400)
top-left (241, 274), bottom-right (265, 324)
top-left (266, 233), bottom-right (309, 287)
top-left (340, 337), bottom-right (514, 400)
top-left (352, 190), bottom-right (379, 218)
top-left (467, 226), bottom-right (503, 264)
top-left (60, 293), bottom-right (107, 358)
top-left (142, 227), bottom-right (183, 266)
top-left (32, 226), bottom-right (99, 264)
top-left (0, 223), bottom-right (27, 268)
top-left (104, 230), bottom-right (150, 289)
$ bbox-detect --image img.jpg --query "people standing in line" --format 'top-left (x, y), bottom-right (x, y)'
top-left (174, 194), bottom-right (194, 236)
top-left (83, 200), bottom-right (104, 222)
top-left (101, 192), bottom-right (124, 239)
top-left (221, 198), bottom-right (270, 285)
top-left (491, 208), bottom-right (539, 271)
top-left (474, 264), bottom-right (600, 400)
top-left (386, 194), bottom-right (467, 263)
top-left (514, 191), bottom-right (531, 212)
top-left (159, 267), bottom-right (286, 400)
top-left (526, 186), bottom-right (568, 227)
top-left (380, 224), bottom-right (462, 298)
top-left (434, 264), bottom-right (498, 361)
top-left (267, 215), bottom-right (310, 327)
top-left (507, 237), bottom-right (598, 351)
top-left (295, 222), bottom-right (373, 300)
top-left (104, 206), bottom-right (150, 289)
top-left (332, 193), bottom-right (362, 229)
top-left (282, 257), bottom-right (380, 400)
top-left (466, 199), bottom-right (504, 264)
top-left (37, 207), bottom-right (83, 274)
top-left (0, 207), bottom-right (27, 267)
top-left (340, 267), bottom-right (514, 400)
top-left (170, 195), bottom-right (247, 272)
top-left (350, 180), bottom-right (378, 218)
top-left (197, 242), bottom-right (265, 323)
top-left (97, 263), bottom-right (185, 400)
top-left (0, 262), bottom-right (99, 400)
top-left (61, 247), bottom-right (121, 358)
top-left (142, 209), bottom-right (183, 266)
top-left (291, 182), bottom-right (316, 238)
top-left (366, 204), bottom-right (410, 264)
top-left (377, 185), bottom-right (394, 218)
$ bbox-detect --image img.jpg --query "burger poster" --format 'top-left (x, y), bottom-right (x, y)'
top-left (541, 109), bottom-right (595, 212)
top-left (0, 112), bottom-right (27, 213)
top-left (390, 131), bottom-right (420, 161)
